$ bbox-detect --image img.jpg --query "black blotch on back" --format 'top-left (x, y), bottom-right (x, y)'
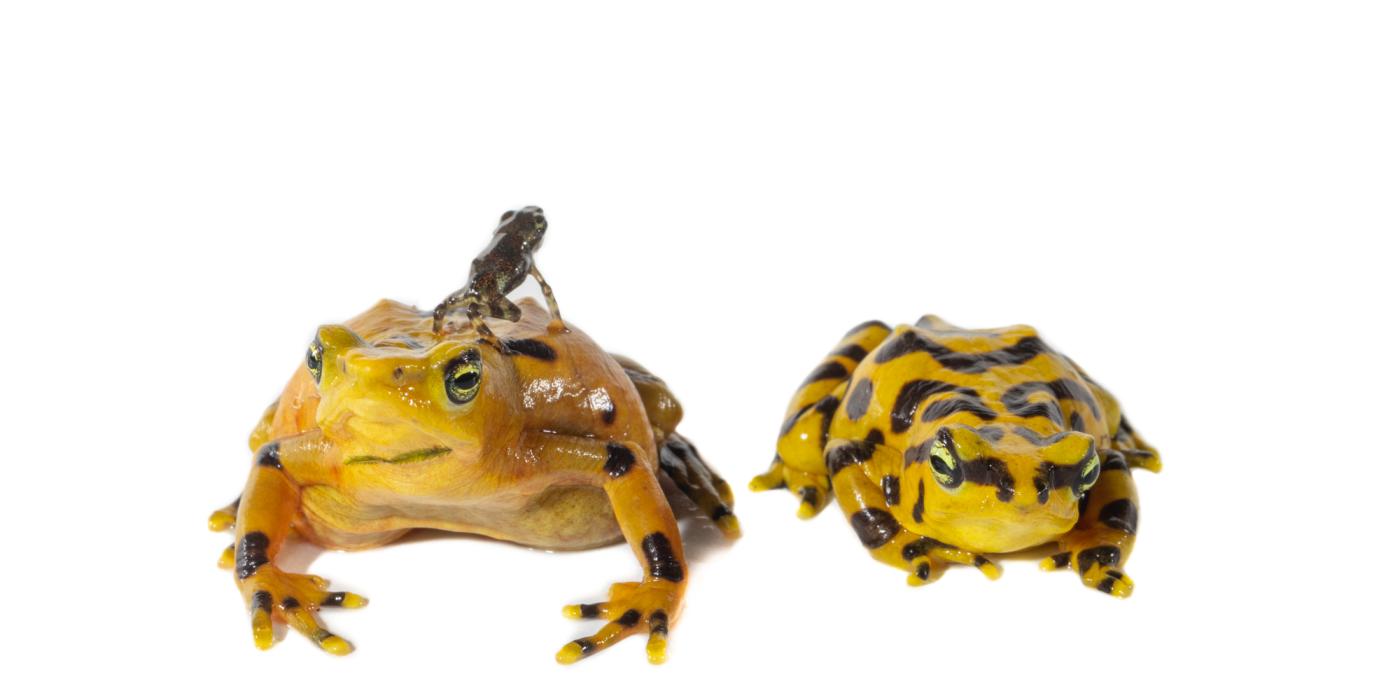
top-left (865, 428), bottom-right (885, 445)
top-left (920, 396), bottom-right (997, 423)
top-left (1001, 379), bottom-right (1102, 427)
top-left (846, 378), bottom-right (874, 421)
top-left (1098, 499), bottom-right (1138, 534)
top-left (1070, 411), bottom-right (1086, 431)
top-left (804, 361), bottom-right (849, 385)
top-left (833, 344), bottom-right (869, 362)
top-left (890, 380), bottom-right (976, 433)
top-left (849, 508), bottom-right (900, 549)
top-left (641, 532), bottom-right (684, 582)
top-left (500, 337), bottom-right (557, 361)
top-left (874, 330), bottom-right (1049, 373)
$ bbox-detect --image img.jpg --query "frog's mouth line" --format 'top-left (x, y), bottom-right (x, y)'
top-left (343, 446), bottom-right (452, 465)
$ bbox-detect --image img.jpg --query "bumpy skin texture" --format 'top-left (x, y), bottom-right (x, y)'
top-left (209, 298), bottom-right (738, 663)
top-left (751, 315), bottom-right (1159, 596)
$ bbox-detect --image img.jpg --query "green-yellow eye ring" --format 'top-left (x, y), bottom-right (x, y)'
top-left (1076, 453), bottom-right (1101, 495)
top-left (306, 340), bottom-right (324, 384)
top-left (444, 350), bottom-right (483, 405)
top-left (929, 442), bottom-right (963, 489)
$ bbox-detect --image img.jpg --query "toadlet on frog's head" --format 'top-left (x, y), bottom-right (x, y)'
top-left (907, 424), bottom-right (1099, 552)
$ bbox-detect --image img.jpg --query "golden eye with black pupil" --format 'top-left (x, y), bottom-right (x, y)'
top-left (306, 340), bottom-right (324, 384)
top-left (444, 350), bottom-right (482, 404)
top-left (1075, 453), bottom-right (1101, 497)
top-left (928, 441), bottom-right (963, 489)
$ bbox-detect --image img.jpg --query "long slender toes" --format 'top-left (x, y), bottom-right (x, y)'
top-left (643, 611), bottom-right (669, 665)
top-left (250, 591), bottom-right (274, 651)
top-left (555, 612), bottom-right (641, 665)
top-left (321, 592), bottom-right (368, 608)
top-left (561, 601), bottom-right (610, 620)
top-left (283, 598), bottom-right (354, 655)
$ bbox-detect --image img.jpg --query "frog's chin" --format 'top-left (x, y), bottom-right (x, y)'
top-left (916, 514), bottom-right (1076, 554)
top-left (329, 416), bottom-right (456, 465)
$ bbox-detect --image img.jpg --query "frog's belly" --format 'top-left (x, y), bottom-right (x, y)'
top-left (298, 484), bottom-right (624, 551)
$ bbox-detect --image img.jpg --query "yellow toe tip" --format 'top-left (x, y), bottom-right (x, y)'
top-left (1038, 557), bottom-right (1059, 572)
top-left (716, 515), bottom-right (742, 539)
top-left (555, 643), bottom-right (585, 665)
top-left (746, 477), bottom-right (768, 492)
top-left (208, 513), bottom-right (235, 531)
top-left (319, 635), bottom-right (354, 655)
top-left (340, 593), bottom-right (369, 609)
top-left (979, 565), bottom-right (1003, 581)
top-left (796, 503), bottom-right (817, 520)
top-left (561, 605), bottom-right (583, 620)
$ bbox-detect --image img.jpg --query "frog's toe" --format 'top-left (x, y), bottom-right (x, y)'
top-left (207, 499), bottom-right (239, 532)
top-left (1083, 567), bottom-right (1134, 598)
top-left (558, 581), bottom-right (679, 665)
top-left (904, 556), bottom-right (948, 586)
top-left (1040, 550), bottom-right (1134, 598)
top-left (241, 568), bottom-right (367, 654)
top-left (217, 544), bottom-right (235, 570)
top-left (749, 460), bottom-right (831, 519)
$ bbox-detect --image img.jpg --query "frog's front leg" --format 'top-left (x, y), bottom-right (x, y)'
top-left (231, 433), bottom-right (367, 654)
top-left (827, 439), bottom-right (1002, 585)
top-left (529, 434), bottom-right (686, 665)
top-left (1040, 450), bottom-right (1139, 597)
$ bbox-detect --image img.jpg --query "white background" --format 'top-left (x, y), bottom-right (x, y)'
top-left (2, 1), bottom-right (1397, 697)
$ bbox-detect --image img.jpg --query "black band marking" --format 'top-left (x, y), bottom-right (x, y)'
top-left (833, 344), bottom-right (869, 362)
top-left (615, 609), bottom-right (642, 627)
top-left (920, 396), bottom-right (998, 423)
top-left (874, 330), bottom-right (1049, 373)
top-left (882, 475), bottom-right (901, 506)
top-left (641, 532), bottom-right (684, 582)
top-left (890, 380), bottom-right (978, 434)
top-left (251, 590), bottom-right (273, 614)
top-left (603, 442), bottom-right (636, 479)
top-left (912, 479), bottom-right (926, 523)
top-left (1098, 499), bottom-right (1138, 534)
top-left (236, 531), bottom-right (270, 580)
top-left (255, 443), bottom-right (281, 470)
top-left (803, 361), bottom-right (849, 385)
top-left (1077, 546), bottom-right (1122, 574)
top-left (850, 508), bottom-right (900, 549)
top-left (825, 441), bottom-right (875, 476)
top-left (500, 337), bottom-right (557, 361)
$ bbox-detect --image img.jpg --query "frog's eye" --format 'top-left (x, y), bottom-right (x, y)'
top-left (928, 441), bottom-right (964, 489)
top-left (306, 340), bottom-right (324, 384)
top-left (443, 350), bottom-right (483, 405)
top-left (1075, 453), bottom-right (1101, 496)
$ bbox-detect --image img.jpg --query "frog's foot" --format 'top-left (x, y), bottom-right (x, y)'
top-left (1040, 545), bottom-right (1134, 598)
top-left (239, 566), bottom-right (368, 654)
top-left (659, 433), bottom-right (741, 538)
top-left (902, 537), bottom-right (1002, 584)
top-left (207, 498), bottom-right (239, 532)
top-left (558, 581), bottom-right (680, 665)
top-left (748, 457), bottom-right (831, 519)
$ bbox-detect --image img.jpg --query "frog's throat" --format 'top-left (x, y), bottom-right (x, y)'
top-left (343, 446), bottom-right (453, 465)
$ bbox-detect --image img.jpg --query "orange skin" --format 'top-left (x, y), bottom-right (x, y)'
top-left (209, 298), bottom-right (737, 663)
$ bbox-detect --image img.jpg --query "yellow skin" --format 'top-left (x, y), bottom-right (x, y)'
top-left (208, 298), bottom-right (739, 663)
top-left (751, 316), bottom-right (1160, 595)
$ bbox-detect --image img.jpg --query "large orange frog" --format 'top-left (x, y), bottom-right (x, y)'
top-left (208, 223), bottom-right (737, 664)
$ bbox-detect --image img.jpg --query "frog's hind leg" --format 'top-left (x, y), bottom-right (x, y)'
top-left (750, 319), bottom-right (893, 518)
top-left (528, 263), bottom-right (565, 328)
top-left (1041, 450), bottom-right (1140, 597)
top-left (659, 434), bottom-right (740, 539)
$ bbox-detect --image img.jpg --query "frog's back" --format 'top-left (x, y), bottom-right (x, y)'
top-left (833, 314), bottom-right (1118, 448)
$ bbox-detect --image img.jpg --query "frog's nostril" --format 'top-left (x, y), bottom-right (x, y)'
top-left (393, 367), bottom-right (405, 383)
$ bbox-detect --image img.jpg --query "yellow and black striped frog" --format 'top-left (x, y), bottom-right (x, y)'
top-left (752, 315), bottom-right (1159, 596)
